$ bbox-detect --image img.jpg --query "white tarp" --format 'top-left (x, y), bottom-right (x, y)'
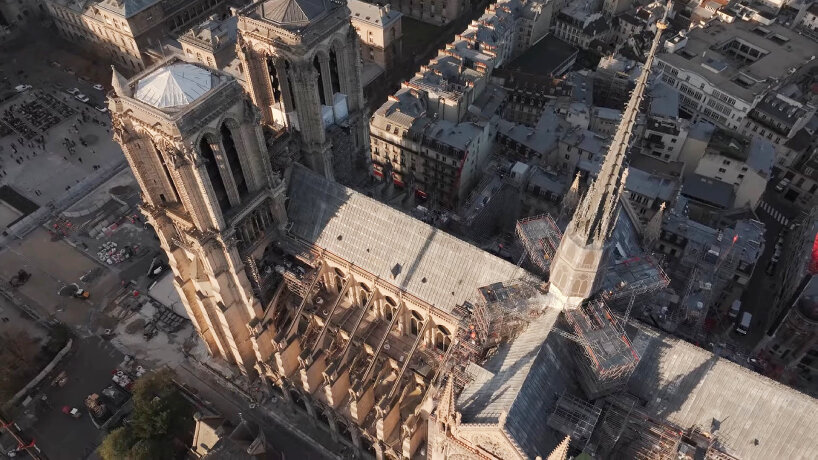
top-left (332, 92), bottom-right (348, 123)
top-left (135, 63), bottom-right (212, 109)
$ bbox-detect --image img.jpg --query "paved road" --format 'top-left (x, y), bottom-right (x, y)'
top-left (729, 186), bottom-right (802, 350)
top-left (25, 336), bottom-right (124, 460)
top-left (174, 363), bottom-right (339, 460)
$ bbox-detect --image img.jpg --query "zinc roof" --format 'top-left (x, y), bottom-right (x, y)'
top-left (286, 165), bottom-right (523, 313)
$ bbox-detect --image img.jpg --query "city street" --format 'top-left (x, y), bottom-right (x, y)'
top-left (25, 336), bottom-right (124, 460)
top-left (728, 183), bottom-right (803, 351)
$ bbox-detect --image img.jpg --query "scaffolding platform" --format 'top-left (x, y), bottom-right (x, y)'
top-left (601, 255), bottom-right (670, 303)
top-left (564, 300), bottom-right (639, 399)
top-left (595, 398), bottom-right (682, 460)
top-left (516, 214), bottom-right (562, 274)
top-left (547, 393), bottom-right (602, 448)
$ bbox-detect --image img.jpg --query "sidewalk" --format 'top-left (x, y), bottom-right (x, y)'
top-left (176, 359), bottom-right (343, 460)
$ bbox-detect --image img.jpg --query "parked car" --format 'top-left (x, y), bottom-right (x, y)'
top-left (95, 105), bottom-right (108, 113)
top-left (729, 300), bottom-right (742, 319)
top-left (14, 84), bottom-right (32, 92)
top-left (92, 83), bottom-right (104, 91)
top-left (67, 87), bottom-right (81, 96)
top-left (75, 93), bottom-right (90, 103)
top-left (775, 178), bottom-right (790, 192)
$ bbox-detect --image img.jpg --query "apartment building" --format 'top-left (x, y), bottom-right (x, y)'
top-left (656, 20), bottom-right (815, 131)
top-left (348, 0), bottom-right (402, 78)
top-left (179, 14), bottom-right (237, 70)
top-left (370, 89), bottom-right (494, 207)
top-left (692, 128), bottom-right (774, 209)
top-left (625, 153), bottom-right (683, 223)
top-left (368, 0), bottom-right (521, 207)
top-left (553, 4), bottom-right (611, 50)
top-left (778, 146), bottom-right (818, 209)
top-left (739, 89), bottom-right (816, 168)
top-left (45, 0), bottom-right (226, 74)
top-left (386, 0), bottom-right (467, 24)
top-left (593, 55), bottom-right (641, 109)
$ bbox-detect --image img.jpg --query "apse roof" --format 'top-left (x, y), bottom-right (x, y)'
top-left (134, 63), bottom-right (213, 109)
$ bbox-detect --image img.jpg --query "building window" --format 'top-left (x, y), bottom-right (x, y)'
top-left (410, 311), bottom-right (423, 336)
top-left (718, 168), bottom-right (726, 173)
top-left (435, 325), bottom-right (451, 352)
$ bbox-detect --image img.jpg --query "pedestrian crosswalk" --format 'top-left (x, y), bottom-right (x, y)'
top-left (757, 200), bottom-right (790, 226)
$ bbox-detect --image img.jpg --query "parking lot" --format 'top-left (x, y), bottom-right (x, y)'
top-left (24, 336), bottom-right (125, 460)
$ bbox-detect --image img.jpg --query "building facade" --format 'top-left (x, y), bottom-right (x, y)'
top-left (237, 0), bottom-right (369, 183)
top-left (179, 14), bottom-right (238, 71)
top-left (655, 20), bottom-right (816, 131)
top-left (348, 0), bottom-right (402, 74)
top-left (45, 0), bottom-right (226, 74)
top-left (553, 6), bottom-right (611, 50)
top-left (109, 58), bottom-right (287, 372)
top-left (691, 128), bottom-right (774, 209)
top-left (386, 0), bottom-right (468, 25)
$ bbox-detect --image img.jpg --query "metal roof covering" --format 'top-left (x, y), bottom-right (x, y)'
top-left (260, 0), bottom-right (330, 27)
top-left (286, 165), bottom-right (523, 313)
top-left (97, 0), bottom-right (161, 19)
top-left (457, 307), bottom-right (568, 458)
top-left (134, 63), bottom-right (213, 109)
top-left (628, 325), bottom-right (818, 460)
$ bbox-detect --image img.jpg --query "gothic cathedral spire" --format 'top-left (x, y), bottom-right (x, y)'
top-left (547, 3), bottom-right (672, 309)
top-left (567, 6), bottom-right (671, 247)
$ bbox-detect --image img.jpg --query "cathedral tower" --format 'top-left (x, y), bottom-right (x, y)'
top-left (110, 58), bottom-right (287, 373)
top-left (237, 0), bottom-right (369, 182)
top-left (549, 12), bottom-right (670, 310)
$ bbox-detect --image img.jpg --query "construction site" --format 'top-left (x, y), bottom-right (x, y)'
top-left (657, 212), bottom-right (765, 341)
top-left (428, 208), bottom-right (751, 459)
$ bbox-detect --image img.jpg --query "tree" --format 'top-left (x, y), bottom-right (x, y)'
top-left (98, 369), bottom-right (193, 460)
top-left (0, 329), bottom-right (41, 402)
top-left (98, 427), bottom-right (134, 460)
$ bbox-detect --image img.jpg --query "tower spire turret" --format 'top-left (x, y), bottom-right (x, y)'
top-left (547, 3), bottom-right (672, 309)
top-left (568, 6), bottom-right (671, 246)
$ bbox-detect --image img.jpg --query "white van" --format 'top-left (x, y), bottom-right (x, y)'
top-left (736, 312), bottom-right (752, 335)
top-left (729, 300), bottom-right (741, 319)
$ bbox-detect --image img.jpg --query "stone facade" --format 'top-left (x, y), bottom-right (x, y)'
top-left (110, 58), bottom-right (287, 373)
top-left (236, 0), bottom-right (369, 183)
top-left (45, 0), bottom-right (227, 74)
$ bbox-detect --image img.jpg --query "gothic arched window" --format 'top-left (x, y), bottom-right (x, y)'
top-left (329, 49), bottom-right (341, 94)
top-left (435, 325), bottom-right (451, 352)
top-left (220, 122), bottom-right (248, 198)
top-left (410, 311), bottom-right (423, 336)
top-left (199, 136), bottom-right (230, 214)
top-left (313, 56), bottom-right (326, 105)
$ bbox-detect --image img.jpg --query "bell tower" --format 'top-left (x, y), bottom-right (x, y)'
top-left (110, 58), bottom-right (288, 374)
top-left (237, 0), bottom-right (369, 182)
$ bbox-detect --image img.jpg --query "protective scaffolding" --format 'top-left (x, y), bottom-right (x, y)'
top-left (600, 255), bottom-right (671, 325)
top-left (441, 279), bottom-right (545, 390)
top-left (547, 393), bottom-right (602, 449)
top-left (594, 397), bottom-right (683, 460)
top-left (601, 255), bottom-right (670, 303)
top-left (564, 300), bottom-right (640, 399)
top-left (516, 214), bottom-right (563, 275)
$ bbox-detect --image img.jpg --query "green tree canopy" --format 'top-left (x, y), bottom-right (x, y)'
top-left (98, 369), bottom-right (193, 460)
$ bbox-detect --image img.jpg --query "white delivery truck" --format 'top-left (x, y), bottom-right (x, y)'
top-left (736, 312), bottom-right (752, 335)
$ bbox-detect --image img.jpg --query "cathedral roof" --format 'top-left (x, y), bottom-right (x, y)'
top-left (134, 63), bottom-right (213, 109)
top-left (286, 164), bottom-right (524, 313)
top-left (458, 308), bottom-right (568, 458)
top-left (260, 0), bottom-right (331, 27)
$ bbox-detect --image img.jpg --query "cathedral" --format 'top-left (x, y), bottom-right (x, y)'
top-left (109, 1), bottom-right (818, 459)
